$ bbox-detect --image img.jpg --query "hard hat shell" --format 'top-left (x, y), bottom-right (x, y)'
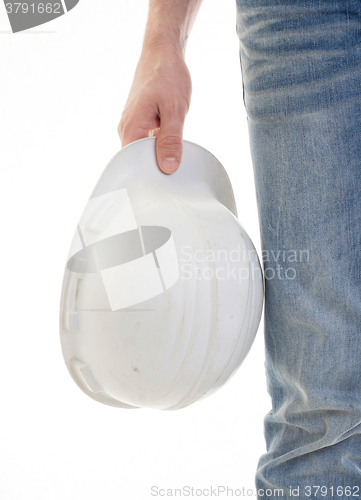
top-left (59, 137), bottom-right (264, 410)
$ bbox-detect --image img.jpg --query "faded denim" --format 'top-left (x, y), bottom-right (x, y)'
top-left (235, 0), bottom-right (361, 497)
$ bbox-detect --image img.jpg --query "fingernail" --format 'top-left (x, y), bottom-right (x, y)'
top-left (161, 158), bottom-right (179, 172)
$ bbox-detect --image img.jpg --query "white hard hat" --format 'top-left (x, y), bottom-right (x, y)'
top-left (59, 137), bottom-right (264, 410)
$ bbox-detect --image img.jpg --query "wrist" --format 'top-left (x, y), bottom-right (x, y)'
top-left (142, 24), bottom-right (186, 59)
top-left (142, 32), bottom-right (186, 60)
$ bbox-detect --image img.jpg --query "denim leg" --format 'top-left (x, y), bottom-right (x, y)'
top-left (236, 0), bottom-right (361, 496)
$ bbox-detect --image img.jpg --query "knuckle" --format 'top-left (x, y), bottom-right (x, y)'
top-left (163, 100), bottom-right (188, 119)
top-left (118, 114), bottom-right (127, 135)
top-left (118, 112), bottom-right (134, 142)
top-left (118, 120), bottom-right (123, 136)
top-left (157, 135), bottom-right (182, 153)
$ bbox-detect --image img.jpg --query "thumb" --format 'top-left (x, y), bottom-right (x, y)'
top-left (156, 116), bottom-right (184, 174)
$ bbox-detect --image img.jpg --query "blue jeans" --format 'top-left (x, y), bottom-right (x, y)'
top-left (235, 0), bottom-right (361, 497)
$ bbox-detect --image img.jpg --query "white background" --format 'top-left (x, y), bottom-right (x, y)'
top-left (0, 0), bottom-right (270, 498)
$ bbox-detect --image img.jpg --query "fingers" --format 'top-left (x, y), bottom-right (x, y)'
top-left (119, 102), bottom-right (186, 175)
top-left (156, 136), bottom-right (183, 174)
top-left (118, 107), bottom-right (157, 148)
top-left (155, 101), bottom-right (187, 174)
top-left (118, 123), bottom-right (150, 147)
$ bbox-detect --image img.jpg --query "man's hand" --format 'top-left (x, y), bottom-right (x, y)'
top-left (118, 46), bottom-right (192, 174)
top-left (118, 0), bottom-right (203, 174)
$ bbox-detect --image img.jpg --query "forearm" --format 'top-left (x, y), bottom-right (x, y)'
top-left (143, 0), bottom-right (204, 56)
